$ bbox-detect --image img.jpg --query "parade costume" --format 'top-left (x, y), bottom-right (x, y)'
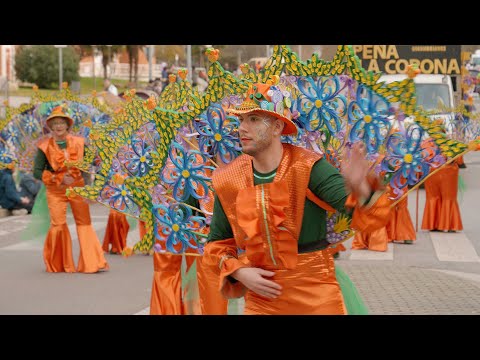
top-left (387, 195), bottom-right (416, 243)
top-left (34, 107), bottom-right (108, 273)
top-left (351, 226), bottom-right (391, 252)
top-left (203, 82), bottom-right (391, 315)
top-left (68, 46), bottom-right (480, 315)
top-left (421, 161), bottom-right (463, 232)
top-left (102, 209), bottom-right (129, 254)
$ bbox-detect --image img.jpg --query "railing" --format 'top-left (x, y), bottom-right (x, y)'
top-left (79, 63), bottom-right (163, 82)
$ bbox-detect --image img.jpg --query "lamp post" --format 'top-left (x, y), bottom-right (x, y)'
top-left (54, 45), bottom-right (67, 90)
top-left (106, 45), bottom-right (112, 79)
top-left (148, 45), bottom-right (154, 82)
top-left (186, 45), bottom-right (192, 83)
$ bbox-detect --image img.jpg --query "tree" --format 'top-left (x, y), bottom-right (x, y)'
top-left (15, 45), bottom-right (80, 89)
top-left (98, 45), bottom-right (123, 79)
top-left (126, 45), bottom-right (140, 84)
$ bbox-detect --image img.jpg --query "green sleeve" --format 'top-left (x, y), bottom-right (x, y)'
top-left (309, 158), bottom-right (350, 213)
top-left (33, 149), bottom-right (47, 180)
top-left (207, 194), bottom-right (234, 242)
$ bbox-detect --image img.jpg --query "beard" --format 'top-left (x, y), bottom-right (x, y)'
top-left (241, 126), bottom-right (273, 156)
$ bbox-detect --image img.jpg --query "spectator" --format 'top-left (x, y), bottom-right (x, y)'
top-left (17, 170), bottom-right (41, 205)
top-left (103, 78), bottom-right (118, 96)
top-left (0, 167), bottom-right (32, 214)
top-left (161, 66), bottom-right (169, 91)
top-left (192, 65), bottom-right (198, 87)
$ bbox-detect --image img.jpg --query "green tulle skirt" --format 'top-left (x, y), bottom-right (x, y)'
top-left (336, 265), bottom-right (369, 315)
top-left (21, 184), bottom-right (50, 242)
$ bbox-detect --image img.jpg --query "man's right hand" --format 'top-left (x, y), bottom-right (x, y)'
top-left (231, 267), bottom-right (282, 299)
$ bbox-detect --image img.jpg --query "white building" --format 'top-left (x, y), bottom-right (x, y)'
top-left (0, 45), bottom-right (18, 91)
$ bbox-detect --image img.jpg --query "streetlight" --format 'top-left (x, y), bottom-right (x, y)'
top-left (186, 45), bottom-right (192, 83)
top-left (148, 45), bottom-right (154, 82)
top-left (54, 45), bottom-right (67, 90)
top-left (106, 45), bottom-right (112, 79)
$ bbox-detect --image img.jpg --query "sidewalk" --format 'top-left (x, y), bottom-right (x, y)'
top-left (338, 261), bottom-right (480, 315)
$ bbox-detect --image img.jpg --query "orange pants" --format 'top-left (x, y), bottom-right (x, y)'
top-left (387, 196), bottom-right (416, 242)
top-left (43, 181), bottom-right (109, 273)
top-left (243, 249), bottom-right (346, 315)
top-left (422, 163), bottom-right (463, 231)
top-left (351, 226), bottom-right (390, 252)
top-left (102, 209), bottom-right (129, 254)
top-left (149, 252), bottom-right (229, 315)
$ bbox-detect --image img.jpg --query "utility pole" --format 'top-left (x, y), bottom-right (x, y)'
top-left (54, 45), bottom-right (67, 90)
top-left (186, 45), bottom-right (192, 83)
top-left (148, 45), bottom-right (154, 82)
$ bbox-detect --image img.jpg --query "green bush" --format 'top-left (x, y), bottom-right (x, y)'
top-left (14, 45), bottom-right (80, 89)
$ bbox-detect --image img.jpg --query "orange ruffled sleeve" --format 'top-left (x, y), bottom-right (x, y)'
top-left (203, 239), bottom-right (248, 299)
top-left (345, 176), bottom-right (393, 233)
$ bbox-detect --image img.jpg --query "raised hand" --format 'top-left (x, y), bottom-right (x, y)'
top-left (341, 142), bottom-right (371, 200)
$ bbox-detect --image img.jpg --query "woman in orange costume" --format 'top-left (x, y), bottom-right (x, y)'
top-left (102, 209), bottom-right (129, 254)
top-left (421, 132), bottom-right (463, 232)
top-left (33, 106), bottom-right (109, 273)
top-left (421, 159), bottom-right (463, 232)
top-left (387, 192), bottom-right (416, 244)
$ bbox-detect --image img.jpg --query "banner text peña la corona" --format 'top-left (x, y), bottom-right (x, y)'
top-left (352, 45), bottom-right (461, 75)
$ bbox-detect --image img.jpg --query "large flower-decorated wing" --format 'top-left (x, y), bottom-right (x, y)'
top-left (72, 45), bottom-right (479, 255)
top-left (72, 61), bottom-right (248, 254)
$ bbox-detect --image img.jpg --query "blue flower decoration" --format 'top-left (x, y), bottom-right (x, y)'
top-left (161, 141), bottom-right (214, 202)
top-left (295, 76), bottom-right (347, 134)
top-left (19, 112), bottom-right (41, 136)
top-left (348, 85), bottom-right (392, 154)
top-left (0, 145), bottom-right (15, 164)
top-left (118, 138), bottom-right (154, 177)
top-left (382, 125), bottom-right (438, 192)
top-left (100, 179), bottom-right (139, 215)
top-left (2, 123), bottom-right (20, 146)
top-left (153, 202), bottom-right (206, 254)
top-left (193, 103), bottom-right (241, 164)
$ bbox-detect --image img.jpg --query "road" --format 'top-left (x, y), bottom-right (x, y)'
top-left (1, 153), bottom-right (480, 314)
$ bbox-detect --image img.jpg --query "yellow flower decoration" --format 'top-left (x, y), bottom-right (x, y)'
top-left (66, 187), bottom-right (77, 199)
top-left (405, 64), bottom-right (420, 79)
top-left (122, 247), bottom-right (133, 258)
top-left (32, 85), bottom-right (39, 91)
top-left (112, 173), bottom-right (126, 185)
top-left (62, 82), bottom-right (69, 89)
top-left (146, 96), bottom-right (157, 110)
top-left (178, 68), bottom-right (188, 80)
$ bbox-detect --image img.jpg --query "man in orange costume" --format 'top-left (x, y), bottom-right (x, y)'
top-left (33, 106), bottom-right (109, 273)
top-left (203, 83), bottom-right (392, 315)
top-left (102, 209), bottom-right (130, 254)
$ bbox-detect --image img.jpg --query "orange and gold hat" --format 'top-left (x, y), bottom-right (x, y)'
top-left (45, 105), bottom-right (74, 129)
top-left (227, 83), bottom-right (298, 135)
